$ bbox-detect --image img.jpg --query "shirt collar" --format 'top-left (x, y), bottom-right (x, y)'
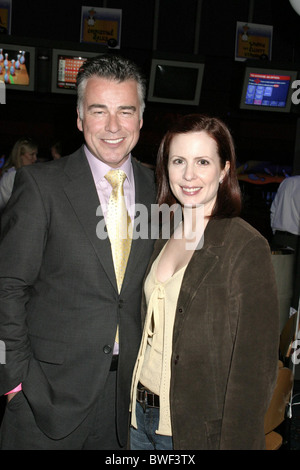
top-left (84, 145), bottom-right (134, 187)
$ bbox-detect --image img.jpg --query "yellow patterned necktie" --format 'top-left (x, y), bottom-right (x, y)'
top-left (105, 169), bottom-right (133, 293)
top-left (105, 170), bottom-right (132, 347)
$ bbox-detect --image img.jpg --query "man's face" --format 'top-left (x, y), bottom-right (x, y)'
top-left (77, 77), bottom-right (143, 168)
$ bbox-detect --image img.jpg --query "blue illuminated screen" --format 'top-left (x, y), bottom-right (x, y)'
top-left (244, 72), bottom-right (291, 108)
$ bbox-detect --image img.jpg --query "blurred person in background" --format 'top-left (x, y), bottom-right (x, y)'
top-left (271, 175), bottom-right (300, 312)
top-left (0, 137), bottom-right (38, 213)
top-left (50, 140), bottom-right (63, 160)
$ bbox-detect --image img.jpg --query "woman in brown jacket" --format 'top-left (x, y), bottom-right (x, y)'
top-left (130, 114), bottom-right (279, 450)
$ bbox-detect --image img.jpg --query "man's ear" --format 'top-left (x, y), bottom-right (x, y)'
top-left (77, 108), bottom-right (83, 132)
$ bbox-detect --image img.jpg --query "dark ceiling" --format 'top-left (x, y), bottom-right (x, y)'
top-left (1, 0), bottom-right (300, 171)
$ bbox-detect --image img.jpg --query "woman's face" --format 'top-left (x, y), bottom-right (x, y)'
top-left (21, 149), bottom-right (38, 166)
top-left (168, 131), bottom-right (230, 216)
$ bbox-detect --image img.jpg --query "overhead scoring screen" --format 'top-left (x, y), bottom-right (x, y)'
top-left (51, 49), bottom-right (98, 94)
top-left (244, 72), bottom-right (291, 108)
top-left (147, 58), bottom-right (205, 106)
top-left (56, 54), bottom-right (87, 91)
top-left (0, 45), bottom-right (34, 90)
top-left (153, 64), bottom-right (199, 100)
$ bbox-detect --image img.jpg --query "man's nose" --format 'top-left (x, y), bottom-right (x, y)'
top-left (105, 114), bottom-right (121, 133)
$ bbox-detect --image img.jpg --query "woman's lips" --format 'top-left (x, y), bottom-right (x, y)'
top-left (181, 186), bottom-right (201, 195)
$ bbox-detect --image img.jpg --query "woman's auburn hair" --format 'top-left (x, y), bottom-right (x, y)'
top-left (155, 114), bottom-right (242, 219)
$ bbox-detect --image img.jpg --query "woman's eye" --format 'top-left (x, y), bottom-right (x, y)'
top-left (198, 159), bottom-right (209, 165)
top-left (172, 158), bottom-right (184, 165)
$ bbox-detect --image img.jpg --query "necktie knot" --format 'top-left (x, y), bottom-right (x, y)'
top-left (105, 169), bottom-right (127, 190)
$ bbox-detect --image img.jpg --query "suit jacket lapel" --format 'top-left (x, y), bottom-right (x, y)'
top-left (173, 218), bottom-right (230, 345)
top-left (139, 217), bottom-right (230, 344)
top-left (63, 147), bottom-right (117, 291)
top-left (62, 150), bottom-right (157, 295)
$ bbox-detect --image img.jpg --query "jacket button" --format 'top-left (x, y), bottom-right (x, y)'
top-left (103, 345), bottom-right (112, 354)
top-left (174, 354), bottom-right (179, 365)
top-left (178, 308), bottom-right (183, 313)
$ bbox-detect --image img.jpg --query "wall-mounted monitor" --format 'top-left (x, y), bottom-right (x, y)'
top-left (0, 43), bottom-right (35, 91)
top-left (240, 66), bottom-right (298, 113)
top-left (51, 49), bottom-right (99, 94)
top-left (147, 58), bottom-right (205, 106)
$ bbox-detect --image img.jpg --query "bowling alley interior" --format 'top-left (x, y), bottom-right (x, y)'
top-left (0, 0), bottom-right (300, 450)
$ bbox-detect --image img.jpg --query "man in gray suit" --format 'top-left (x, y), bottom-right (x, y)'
top-left (0, 54), bottom-right (156, 449)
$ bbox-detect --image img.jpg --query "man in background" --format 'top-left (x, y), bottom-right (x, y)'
top-left (271, 175), bottom-right (300, 312)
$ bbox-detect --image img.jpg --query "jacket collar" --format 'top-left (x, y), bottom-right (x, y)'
top-left (173, 217), bottom-right (233, 344)
top-left (63, 147), bottom-right (156, 295)
top-left (141, 216), bottom-right (234, 339)
top-left (150, 216), bottom-right (232, 256)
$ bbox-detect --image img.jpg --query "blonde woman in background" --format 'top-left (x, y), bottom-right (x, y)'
top-left (0, 137), bottom-right (38, 212)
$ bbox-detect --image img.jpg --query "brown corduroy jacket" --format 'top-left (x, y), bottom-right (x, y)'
top-left (141, 216), bottom-right (279, 450)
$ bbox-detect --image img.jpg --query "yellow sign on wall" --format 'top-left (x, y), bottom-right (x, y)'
top-left (0, 0), bottom-right (12, 34)
top-left (237, 35), bottom-right (270, 60)
top-left (80, 7), bottom-right (122, 48)
top-left (235, 22), bottom-right (273, 61)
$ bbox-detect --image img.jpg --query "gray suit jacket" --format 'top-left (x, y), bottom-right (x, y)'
top-left (0, 146), bottom-right (156, 442)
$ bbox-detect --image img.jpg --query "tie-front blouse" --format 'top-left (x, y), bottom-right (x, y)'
top-left (130, 245), bottom-right (187, 436)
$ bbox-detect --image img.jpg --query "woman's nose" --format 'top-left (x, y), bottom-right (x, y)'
top-left (183, 163), bottom-right (196, 181)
